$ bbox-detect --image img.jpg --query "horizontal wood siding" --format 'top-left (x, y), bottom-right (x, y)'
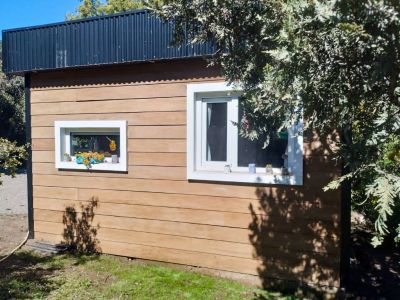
top-left (30, 60), bottom-right (341, 288)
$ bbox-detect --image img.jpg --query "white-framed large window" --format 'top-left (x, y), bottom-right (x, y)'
top-left (55, 120), bottom-right (127, 172)
top-left (187, 82), bottom-right (303, 185)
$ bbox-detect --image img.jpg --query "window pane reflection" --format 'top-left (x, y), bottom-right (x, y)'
top-left (237, 106), bottom-right (288, 168)
top-left (206, 102), bottom-right (227, 161)
top-left (71, 133), bottom-right (120, 157)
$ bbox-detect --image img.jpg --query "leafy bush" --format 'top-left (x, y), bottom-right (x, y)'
top-left (353, 136), bottom-right (400, 246)
top-left (0, 138), bottom-right (28, 185)
top-left (0, 43), bottom-right (25, 145)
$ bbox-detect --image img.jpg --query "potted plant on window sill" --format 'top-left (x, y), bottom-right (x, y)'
top-left (75, 152), bottom-right (105, 169)
top-left (63, 153), bottom-right (71, 162)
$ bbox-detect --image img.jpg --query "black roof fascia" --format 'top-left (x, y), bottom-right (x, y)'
top-left (2, 9), bottom-right (216, 75)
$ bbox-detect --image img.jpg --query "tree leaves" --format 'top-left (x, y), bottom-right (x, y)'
top-left (0, 138), bottom-right (28, 185)
top-left (155, 0), bottom-right (400, 246)
top-left (67, 0), bottom-right (145, 19)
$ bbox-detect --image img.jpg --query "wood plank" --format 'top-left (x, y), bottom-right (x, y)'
top-left (30, 60), bottom-right (221, 90)
top-left (32, 174), bottom-right (342, 201)
top-left (33, 163), bottom-right (187, 181)
top-left (31, 112), bottom-right (186, 128)
top-left (30, 58), bottom-right (222, 87)
top-left (31, 185), bottom-right (339, 215)
top-left (33, 198), bottom-right (260, 228)
top-left (128, 126), bottom-right (186, 139)
top-left (33, 209), bottom-right (339, 251)
top-left (34, 207), bottom-right (339, 256)
top-left (34, 231), bottom-right (340, 287)
top-left (32, 151), bottom-right (54, 163)
top-left (31, 77), bottom-right (222, 92)
top-left (34, 210), bottom-right (250, 244)
top-left (129, 139), bottom-right (186, 153)
top-left (31, 151), bottom-right (340, 177)
top-left (31, 173), bottom-right (262, 199)
top-left (129, 153), bottom-right (186, 166)
top-left (31, 127), bottom-right (55, 139)
top-left (31, 82), bottom-right (187, 103)
top-left (35, 220), bottom-right (339, 257)
top-left (33, 198), bottom-right (340, 242)
top-left (31, 97), bottom-right (186, 115)
top-left (35, 221), bottom-right (255, 259)
top-left (32, 139), bottom-right (55, 151)
top-left (32, 152), bottom-right (186, 166)
top-left (33, 186), bottom-right (78, 200)
top-left (35, 219), bottom-right (339, 259)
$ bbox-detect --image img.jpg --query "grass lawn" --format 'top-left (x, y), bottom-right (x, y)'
top-left (0, 251), bottom-right (296, 300)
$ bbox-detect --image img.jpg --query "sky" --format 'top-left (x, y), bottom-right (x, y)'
top-left (0, 0), bottom-right (81, 32)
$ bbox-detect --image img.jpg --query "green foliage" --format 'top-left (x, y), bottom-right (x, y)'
top-left (0, 138), bottom-right (28, 185)
top-left (1, 251), bottom-right (295, 299)
top-left (155, 0), bottom-right (400, 246)
top-left (0, 43), bottom-right (25, 145)
top-left (0, 44), bottom-right (27, 184)
top-left (68, 0), bottom-right (145, 19)
top-left (102, 0), bottom-right (145, 14)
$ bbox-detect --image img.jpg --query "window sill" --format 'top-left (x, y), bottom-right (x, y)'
top-left (188, 170), bottom-right (303, 185)
top-left (56, 161), bottom-right (127, 172)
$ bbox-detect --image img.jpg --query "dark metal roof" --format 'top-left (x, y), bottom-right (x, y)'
top-left (2, 9), bottom-right (216, 75)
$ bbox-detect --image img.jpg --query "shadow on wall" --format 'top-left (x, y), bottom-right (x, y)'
top-left (62, 197), bottom-right (101, 254)
top-left (249, 133), bottom-right (342, 298)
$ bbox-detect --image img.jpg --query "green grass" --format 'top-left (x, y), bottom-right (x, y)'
top-left (0, 251), bottom-right (296, 300)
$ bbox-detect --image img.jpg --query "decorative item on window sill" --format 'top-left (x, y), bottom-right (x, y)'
top-left (75, 152), bottom-right (105, 169)
top-left (107, 137), bottom-right (117, 151)
top-left (281, 167), bottom-right (290, 176)
top-left (248, 163), bottom-right (256, 174)
top-left (63, 153), bottom-right (71, 162)
top-left (224, 164), bottom-right (231, 174)
top-left (111, 155), bottom-right (119, 164)
top-left (265, 164), bottom-right (273, 175)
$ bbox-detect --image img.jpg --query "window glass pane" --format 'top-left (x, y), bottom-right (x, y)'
top-left (206, 102), bottom-right (227, 161)
top-left (237, 106), bottom-right (288, 168)
top-left (71, 133), bottom-right (120, 157)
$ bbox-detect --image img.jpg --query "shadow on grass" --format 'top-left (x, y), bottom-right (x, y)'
top-left (0, 251), bottom-right (101, 300)
top-left (0, 196), bottom-right (103, 299)
top-left (0, 251), bottom-right (62, 299)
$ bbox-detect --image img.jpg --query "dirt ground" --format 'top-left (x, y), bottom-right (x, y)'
top-left (0, 174), bottom-right (28, 259)
top-left (0, 214), bottom-right (27, 258)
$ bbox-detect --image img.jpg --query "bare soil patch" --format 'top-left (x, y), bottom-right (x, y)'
top-left (0, 214), bottom-right (27, 259)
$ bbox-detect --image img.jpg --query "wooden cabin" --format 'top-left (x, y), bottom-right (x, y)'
top-left (2, 9), bottom-right (347, 292)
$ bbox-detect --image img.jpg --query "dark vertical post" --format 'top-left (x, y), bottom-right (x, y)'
top-left (25, 73), bottom-right (34, 239)
top-left (340, 126), bottom-right (352, 288)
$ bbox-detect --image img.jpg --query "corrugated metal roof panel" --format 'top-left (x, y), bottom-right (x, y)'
top-left (2, 9), bottom-right (216, 75)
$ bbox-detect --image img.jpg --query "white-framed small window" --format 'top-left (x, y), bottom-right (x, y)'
top-left (55, 120), bottom-right (127, 172)
top-left (187, 82), bottom-right (303, 185)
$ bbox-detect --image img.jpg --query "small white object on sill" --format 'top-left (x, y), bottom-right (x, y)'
top-left (248, 163), bottom-right (256, 174)
top-left (111, 155), bottom-right (119, 164)
top-left (224, 164), bottom-right (231, 174)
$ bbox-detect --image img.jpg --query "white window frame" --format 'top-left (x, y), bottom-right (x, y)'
top-left (187, 82), bottom-right (303, 185)
top-left (55, 120), bottom-right (127, 172)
